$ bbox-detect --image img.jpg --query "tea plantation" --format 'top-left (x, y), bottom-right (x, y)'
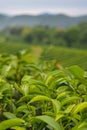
top-left (0, 42), bottom-right (87, 70)
top-left (0, 50), bottom-right (87, 130)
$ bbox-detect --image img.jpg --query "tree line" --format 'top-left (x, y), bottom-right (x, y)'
top-left (0, 22), bottom-right (87, 49)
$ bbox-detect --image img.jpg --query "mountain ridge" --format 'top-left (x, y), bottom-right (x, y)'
top-left (0, 13), bottom-right (87, 30)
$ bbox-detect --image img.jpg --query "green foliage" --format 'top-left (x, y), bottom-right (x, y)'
top-left (40, 46), bottom-right (87, 70)
top-left (1, 22), bottom-right (87, 49)
top-left (0, 50), bottom-right (87, 129)
top-left (0, 42), bottom-right (28, 53)
top-left (0, 118), bottom-right (25, 130)
top-left (35, 115), bottom-right (62, 130)
top-left (65, 26), bottom-right (80, 47)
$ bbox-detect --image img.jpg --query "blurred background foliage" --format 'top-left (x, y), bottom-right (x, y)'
top-left (0, 22), bottom-right (87, 49)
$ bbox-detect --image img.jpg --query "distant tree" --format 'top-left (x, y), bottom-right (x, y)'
top-left (79, 30), bottom-right (87, 44)
top-left (54, 28), bottom-right (65, 39)
top-left (78, 22), bottom-right (87, 31)
top-left (9, 26), bottom-right (23, 35)
top-left (24, 26), bottom-right (50, 44)
top-left (65, 26), bottom-right (80, 47)
top-left (78, 22), bottom-right (87, 47)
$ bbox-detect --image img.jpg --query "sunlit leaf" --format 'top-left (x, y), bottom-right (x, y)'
top-left (29, 95), bottom-right (51, 104)
top-left (72, 102), bottom-right (87, 114)
top-left (11, 126), bottom-right (26, 130)
top-left (55, 114), bottom-right (64, 121)
top-left (0, 118), bottom-right (25, 130)
top-left (72, 121), bottom-right (87, 130)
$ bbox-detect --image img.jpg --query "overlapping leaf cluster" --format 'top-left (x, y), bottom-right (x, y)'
top-left (0, 51), bottom-right (87, 130)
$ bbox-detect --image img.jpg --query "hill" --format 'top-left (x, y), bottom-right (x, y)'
top-left (0, 13), bottom-right (87, 30)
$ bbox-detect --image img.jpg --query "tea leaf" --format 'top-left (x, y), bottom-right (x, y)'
top-left (62, 96), bottom-right (80, 106)
top-left (29, 95), bottom-right (51, 104)
top-left (72, 121), bottom-right (87, 130)
top-left (35, 115), bottom-right (62, 130)
top-left (0, 118), bottom-right (25, 130)
top-left (72, 102), bottom-right (87, 114)
top-left (3, 112), bottom-right (17, 119)
top-left (55, 114), bottom-right (64, 121)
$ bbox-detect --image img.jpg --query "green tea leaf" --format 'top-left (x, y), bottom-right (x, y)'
top-left (68, 65), bottom-right (84, 78)
top-left (68, 65), bottom-right (87, 85)
top-left (0, 118), bottom-right (25, 130)
top-left (57, 91), bottom-right (70, 99)
top-left (16, 105), bottom-right (28, 113)
top-left (35, 115), bottom-right (61, 130)
top-left (51, 99), bottom-right (61, 114)
top-left (62, 96), bottom-right (80, 106)
top-left (29, 95), bottom-right (51, 104)
top-left (72, 102), bottom-right (87, 114)
top-left (17, 95), bottom-right (33, 104)
top-left (14, 83), bottom-right (24, 95)
top-left (72, 121), bottom-right (87, 130)
top-left (55, 114), bottom-right (64, 121)
top-left (3, 112), bottom-right (17, 119)
top-left (11, 126), bottom-right (26, 130)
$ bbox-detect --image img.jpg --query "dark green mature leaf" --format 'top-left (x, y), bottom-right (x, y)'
top-left (3, 112), bottom-right (17, 119)
top-left (61, 96), bottom-right (80, 106)
top-left (35, 115), bottom-right (62, 130)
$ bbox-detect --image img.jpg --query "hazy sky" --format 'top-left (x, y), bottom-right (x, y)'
top-left (0, 0), bottom-right (87, 16)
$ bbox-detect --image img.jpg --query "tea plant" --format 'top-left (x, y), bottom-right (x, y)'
top-left (40, 46), bottom-right (87, 70)
top-left (0, 50), bottom-right (87, 130)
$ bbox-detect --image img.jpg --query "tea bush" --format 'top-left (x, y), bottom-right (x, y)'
top-left (0, 50), bottom-right (87, 130)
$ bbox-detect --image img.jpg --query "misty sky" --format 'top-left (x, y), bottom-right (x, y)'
top-left (0, 0), bottom-right (87, 16)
